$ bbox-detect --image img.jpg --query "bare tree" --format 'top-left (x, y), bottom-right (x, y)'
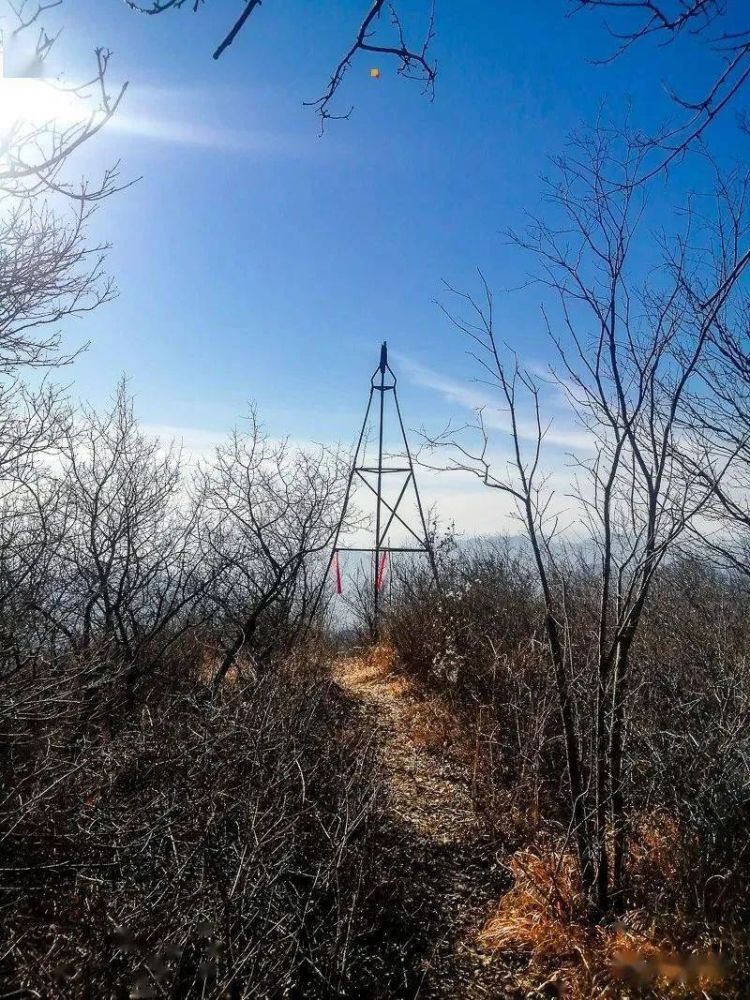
top-left (0, 169), bottom-right (116, 577)
top-left (34, 382), bottom-right (206, 692)
top-left (0, 0), bottom-right (124, 416)
top-left (0, 0), bottom-right (126, 636)
top-left (0, 189), bottom-right (116, 670)
top-left (123, 0), bottom-right (436, 125)
top-left (422, 126), bottom-right (749, 912)
top-left (199, 409), bottom-right (347, 690)
top-left (0, 200), bottom-right (114, 370)
top-left (678, 166), bottom-right (750, 576)
top-left (0, 1), bottom-right (128, 200)
top-left (0, 2), bottom-right (127, 674)
top-left (0, 441), bottom-right (66, 676)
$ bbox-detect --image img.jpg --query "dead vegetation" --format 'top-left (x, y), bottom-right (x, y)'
top-left (478, 837), bottom-right (732, 998)
top-left (1, 7), bottom-right (749, 998)
top-left (385, 542), bottom-right (750, 998)
top-left (326, 632), bottom-right (749, 998)
top-left (0, 647), bottom-right (402, 998)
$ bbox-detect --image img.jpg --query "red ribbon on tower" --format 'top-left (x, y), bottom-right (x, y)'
top-left (376, 551), bottom-right (388, 592)
top-left (333, 552), bottom-right (343, 594)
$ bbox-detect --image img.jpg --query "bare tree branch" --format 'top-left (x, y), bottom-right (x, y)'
top-left (573, 1), bottom-right (750, 181)
top-left (122, 0), bottom-right (437, 125)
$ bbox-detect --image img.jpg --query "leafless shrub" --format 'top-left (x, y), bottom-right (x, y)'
top-left (0, 653), bottom-right (398, 998)
top-left (627, 556), bottom-right (750, 924)
top-left (198, 408), bottom-right (348, 690)
top-left (22, 381), bottom-right (208, 699)
top-left (417, 121), bottom-right (749, 914)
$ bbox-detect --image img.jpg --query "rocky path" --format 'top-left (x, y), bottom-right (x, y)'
top-left (333, 647), bottom-right (514, 999)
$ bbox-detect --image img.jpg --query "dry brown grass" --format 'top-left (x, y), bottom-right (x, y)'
top-left (478, 836), bottom-right (729, 998)
top-left (403, 695), bottom-right (462, 751)
top-left (627, 810), bottom-right (683, 903)
top-left (195, 655), bottom-right (246, 686)
top-left (336, 644), bottom-right (468, 756)
top-left (335, 642), bottom-right (400, 687)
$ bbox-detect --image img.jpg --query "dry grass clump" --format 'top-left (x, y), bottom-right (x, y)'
top-left (478, 839), bottom-right (730, 998)
top-left (479, 846), bottom-right (590, 962)
top-left (627, 810), bottom-right (683, 906)
top-left (336, 641), bottom-right (399, 687)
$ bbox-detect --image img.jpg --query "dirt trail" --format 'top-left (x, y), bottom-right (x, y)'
top-left (333, 647), bottom-right (513, 999)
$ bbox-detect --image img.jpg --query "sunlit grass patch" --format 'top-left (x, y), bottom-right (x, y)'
top-left (336, 642), bottom-right (399, 687)
top-left (478, 836), bottom-right (730, 998)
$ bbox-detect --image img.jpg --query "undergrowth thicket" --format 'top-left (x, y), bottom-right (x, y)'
top-left (385, 541), bottom-right (750, 997)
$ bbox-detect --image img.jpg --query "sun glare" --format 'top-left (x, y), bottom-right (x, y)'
top-left (0, 77), bottom-right (84, 131)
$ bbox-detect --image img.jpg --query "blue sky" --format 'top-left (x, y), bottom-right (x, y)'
top-left (8, 0), bottom-right (746, 532)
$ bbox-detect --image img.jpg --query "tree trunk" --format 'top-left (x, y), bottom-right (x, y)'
top-left (594, 671), bottom-right (610, 914)
top-left (544, 612), bottom-right (595, 900)
top-left (609, 640), bottom-right (631, 911)
top-left (212, 614), bottom-right (259, 692)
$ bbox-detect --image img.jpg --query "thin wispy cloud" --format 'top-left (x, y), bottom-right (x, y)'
top-left (104, 84), bottom-right (335, 155)
top-left (142, 423), bottom-right (225, 462)
top-left (397, 354), bottom-right (594, 452)
top-left (111, 111), bottom-right (303, 154)
top-left (0, 78), bottom-right (305, 153)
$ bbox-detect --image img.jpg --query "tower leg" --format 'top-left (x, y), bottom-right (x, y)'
top-left (373, 357), bottom-right (386, 638)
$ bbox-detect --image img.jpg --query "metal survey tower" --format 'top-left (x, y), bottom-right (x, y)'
top-left (325, 341), bottom-right (438, 632)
